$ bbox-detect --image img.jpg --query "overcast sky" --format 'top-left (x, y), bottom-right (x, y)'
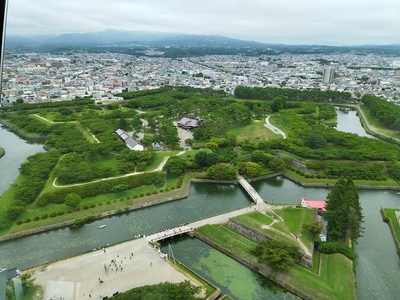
top-left (5, 0), bottom-right (400, 46)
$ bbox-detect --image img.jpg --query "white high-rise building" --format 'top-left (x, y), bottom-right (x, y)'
top-left (322, 67), bottom-right (335, 84)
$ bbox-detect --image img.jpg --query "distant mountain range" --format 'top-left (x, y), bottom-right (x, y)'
top-left (5, 30), bottom-right (269, 49)
top-left (4, 30), bottom-right (400, 56)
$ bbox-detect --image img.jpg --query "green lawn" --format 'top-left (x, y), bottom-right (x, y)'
top-left (234, 211), bottom-right (274, 227)
top-left (382, 208), bottom-right (400, 247)
top-left (228, 120), bottom-right (282, 142)
top-left (272, 206), bottom-right (316, 246)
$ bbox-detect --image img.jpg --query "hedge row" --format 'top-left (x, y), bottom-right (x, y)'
top-left (35, 172), bottom-right (165, 206)
top-left (286, 166), bottom-right (387, 181)
top-left (318, 241), bottom-right (356, 260)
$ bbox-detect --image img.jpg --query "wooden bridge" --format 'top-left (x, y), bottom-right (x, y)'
top-left (237, 175), bottom-right (264, 204)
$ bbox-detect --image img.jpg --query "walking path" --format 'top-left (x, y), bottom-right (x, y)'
top-left (52, 150), bottom-right (186, 188)
top-left (264, 116), bottom-right (286, 139)
top-left (146, 202), bottom-right (311, 255)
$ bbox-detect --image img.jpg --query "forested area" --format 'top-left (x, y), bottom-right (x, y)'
top-left (234, 86), bottom-right (353, 102)
top-left (361, 94), bottom-right (400, 130)
top-left (2, 86), bottom-right (400, 228)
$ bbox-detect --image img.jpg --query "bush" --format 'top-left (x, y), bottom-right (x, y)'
top-left (24, 218), bottom-right (31, 223)
top-left (133, 195), bottom-right (138, 198)
top-left (33, 216), bottom-right (40, 221)
top-left (146, 192), bottom-right (152, 196)
top-left (83, 205), bottom-right (89, 210)
top-left (106, 201), bottom-right (111, 205)
top-left (90, 203), bottom-right (96, 208)
top-left (98, 202), bottom-right (103, 206)
top-left (16, 220), bottom-right (23, 225)
top-left (35, 196), bottom-right (49, 207)
top-left (152, 191), bottom-right (158, 194)
top-left (67, 209), bottom-right (73, 213)
top-left (49, 212), bottom-right (57, 218)
top-left (41, 214), bottom-right (48, 219)
top-left (74, 207), bottom-right (81, 211)
top-left (318, 241), bottom-right (356, 260)
top-left (139, 193), bottom-right (145, 197)
top-left (57, 211), bottom-right (65, 216)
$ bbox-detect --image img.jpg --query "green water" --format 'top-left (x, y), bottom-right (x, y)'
top-left (163, 238), bottom-right (298, 300)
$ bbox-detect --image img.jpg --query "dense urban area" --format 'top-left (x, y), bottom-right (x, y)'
top-left (1, 51), bottom-right (400, 105)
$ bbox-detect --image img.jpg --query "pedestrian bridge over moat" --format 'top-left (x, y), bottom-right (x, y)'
top-left (237, 175), bottom-right (264, 204)
top-left (146, 226), bottom-right (192, 242)
top-left (146, 178), bottom-right (265, 243)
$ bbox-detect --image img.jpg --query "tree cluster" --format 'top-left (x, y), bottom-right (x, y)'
top-left (234, 86), bottom-right (353, 103)
top-left (361, 94), bottom-right (400, 130)
top-left (324, 179), bottom-right (364, 244)
top-left (113, 280), bottom-right (201, 300)
top-left (254, 239), bottom-right (300, 271)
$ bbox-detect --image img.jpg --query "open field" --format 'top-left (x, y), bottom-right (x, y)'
top-left (228, 120), bottom-right (282, 141)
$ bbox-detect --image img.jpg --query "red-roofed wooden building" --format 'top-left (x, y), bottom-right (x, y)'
top-left (301, 197), bottom-right (326, 215)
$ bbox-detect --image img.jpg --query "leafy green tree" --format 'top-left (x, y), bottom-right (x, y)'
top-left (195, 150), bottom-right (218, 168)
top-left (65, 192), bottom-right (81, 208)
top-left (324, 179), bottom-right (364, 244)
top-left (388, 163), bottom-right (400, 180)
top-left (254, 239), bottom-right (300, 271)
top-left (251, 150), bottom-right (274, 166)
top-left (5, 205), bottom-right (25, 220)
top-left (207, 163), bottom-right (238, 180)
top-left (164, 156), bottom-right (188, 175)
top-left (205, 141), bottom-right (218, 151)
top-left (271, 96), bottom-right (286, 112)
top-left (58, 107), bottom-right (74, 115)
top-left (131, 115), bottom-right (143, 133)
top-left (268, 158), bottom-right (285, 171)
top-left (238, 162), bottom-right (262, 177)
top-left (303, 220), bottom-right (323, 241)
top-left (304, 133), bottom-right (327, 149)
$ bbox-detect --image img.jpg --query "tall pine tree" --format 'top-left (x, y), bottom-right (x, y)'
top-left (324, 179), bottom-right (364, 244)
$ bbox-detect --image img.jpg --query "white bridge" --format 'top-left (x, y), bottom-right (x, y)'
top-left (146, 225), bottom-right (192, 242)
top-left (237, 175), bottom-right (264, 204)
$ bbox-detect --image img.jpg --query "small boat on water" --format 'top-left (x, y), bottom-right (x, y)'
top-left (98, 225), bottom-right (106, 229)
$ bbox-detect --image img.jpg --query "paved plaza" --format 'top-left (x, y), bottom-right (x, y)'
top-left (33, 238), bottom-right (191, 300)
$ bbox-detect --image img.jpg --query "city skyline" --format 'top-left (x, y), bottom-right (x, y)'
top-left (5, 0), bottom-right (400, 46)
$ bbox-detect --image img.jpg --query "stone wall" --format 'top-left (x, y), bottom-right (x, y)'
top-left (194, 232), bottom-right (313, 300)
top-left (226, 219), bottom-right (313, 268)
top-left (0, 119), bottom-right (47, 140)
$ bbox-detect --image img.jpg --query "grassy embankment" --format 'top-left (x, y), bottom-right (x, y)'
top-left (196, 207), bottom-right (356, 300)
top-left (381, 208), bottom-right (400, 257)
top-left (357, 105), bottom-right (400, 140)
top-left (0, 156), bottom-right (201, 237)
